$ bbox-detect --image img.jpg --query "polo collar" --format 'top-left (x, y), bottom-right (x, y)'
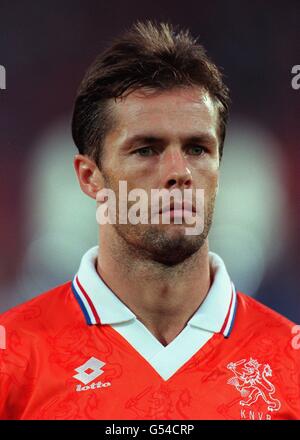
top-left (72, 246), bottom-right (237, 337)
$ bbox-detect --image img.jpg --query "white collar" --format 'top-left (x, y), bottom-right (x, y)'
top-left (72, 246), bottom-right (237, 380)
top-left (72, 245), bottom-right (236, 337)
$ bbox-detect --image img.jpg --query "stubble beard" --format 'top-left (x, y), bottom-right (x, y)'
top-left (101, 172), bottom-right (216, 266)
top-left (113, 200), bottom-right (215, 267)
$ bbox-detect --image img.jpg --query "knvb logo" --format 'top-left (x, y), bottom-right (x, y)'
top-left (0, 65), bottom-right (6, 90)
top-left (227, 358), bottom-right (281, 414)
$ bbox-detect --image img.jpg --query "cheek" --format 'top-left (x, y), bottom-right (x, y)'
top-left (195, 168), bottom-right (219, 191)
top-left (122, 166), bottom-right (156, 191)
top-left (211, 172), bottom-right (219, 189)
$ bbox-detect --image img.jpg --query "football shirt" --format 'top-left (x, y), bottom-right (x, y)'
top-left (0, 246), bottom-right (299, 419)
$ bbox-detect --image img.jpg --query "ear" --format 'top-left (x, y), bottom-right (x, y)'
top-left (73, 154), bottom-right (104, 200)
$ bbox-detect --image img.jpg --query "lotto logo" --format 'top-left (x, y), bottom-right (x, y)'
top-left (73, 357), bottom-right (105, 385)
top-left (76, 381), bottom-right (111, 392)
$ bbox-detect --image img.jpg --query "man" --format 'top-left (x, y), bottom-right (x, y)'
top-left (0, 20), bottom-right (299, 420)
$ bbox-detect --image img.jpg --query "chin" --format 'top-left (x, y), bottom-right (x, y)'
top-left (142, 227), bottom-right (205, 266)
top-left (114, 222), bottom-right (207, 266)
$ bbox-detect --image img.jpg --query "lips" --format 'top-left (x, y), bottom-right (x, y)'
top-left (159, 201), bottom-right (196, 215)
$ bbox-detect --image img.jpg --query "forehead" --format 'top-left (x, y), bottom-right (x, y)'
top-left (110, 86), bottom-right (219, 138)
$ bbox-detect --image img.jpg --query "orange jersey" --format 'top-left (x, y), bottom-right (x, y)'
top-left (0, 247), bottom-right (299, 420)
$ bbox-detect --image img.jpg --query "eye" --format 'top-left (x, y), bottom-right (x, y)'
top-left (187, 145), bottom-right (206, 156)
top-left (134, 146), bottom-right (156, 157)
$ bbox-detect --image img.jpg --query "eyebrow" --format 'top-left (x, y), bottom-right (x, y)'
top-left (122, 132), bottom-right (217, 149)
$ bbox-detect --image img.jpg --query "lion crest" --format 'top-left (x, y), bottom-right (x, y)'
top-left (227, 358), bottom-right (281, 412)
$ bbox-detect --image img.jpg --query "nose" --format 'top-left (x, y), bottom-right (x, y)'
top-left (161, 147), bottom-right (192, 189)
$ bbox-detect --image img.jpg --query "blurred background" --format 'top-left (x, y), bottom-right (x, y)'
top-left (0, 0), bottom-right (299, 321)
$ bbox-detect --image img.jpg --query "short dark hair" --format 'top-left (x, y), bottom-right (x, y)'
top-left (72, 20), bottom-right (230, 166)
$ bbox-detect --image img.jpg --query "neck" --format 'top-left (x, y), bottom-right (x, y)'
top-left (97, 226), bottom-right (212, 346)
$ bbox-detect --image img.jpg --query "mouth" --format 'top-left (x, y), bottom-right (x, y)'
top-left (159, 201), bottom-right (196, 216)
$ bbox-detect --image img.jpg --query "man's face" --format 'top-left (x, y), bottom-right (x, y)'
top-left (100, 86), bottom-right (220, 265)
